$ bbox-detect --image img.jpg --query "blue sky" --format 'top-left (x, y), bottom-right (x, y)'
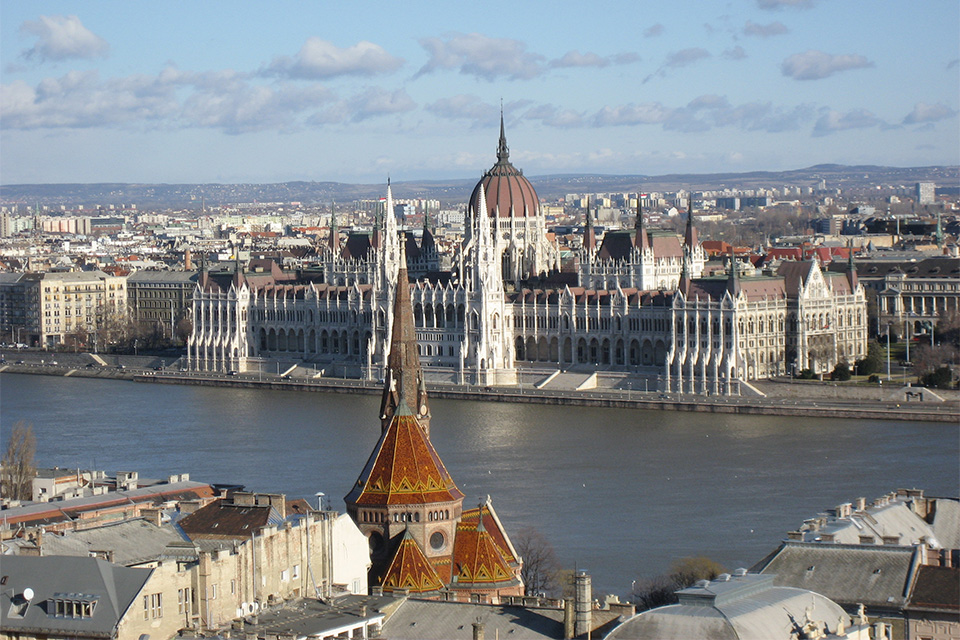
top-left (1, 1), bottom-right (957, 185)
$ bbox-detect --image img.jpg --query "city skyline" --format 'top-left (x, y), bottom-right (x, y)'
top-left (1, 0), bottom-right (958, 186)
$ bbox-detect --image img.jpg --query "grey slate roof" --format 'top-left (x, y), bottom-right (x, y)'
top-left (228, 595), bottom-right (398, 638)
top-left (381, 599), bottom-right (623, 640)
top-left (0, 555), bottom-right (151, 638)
top-left (5, 518), bottom-right (184, 566)
top-left (607, 573), bottom-right (851, 640)
top-left (752, 541), bottom-right (917, 610)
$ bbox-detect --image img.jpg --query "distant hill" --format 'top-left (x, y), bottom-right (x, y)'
top-left (1, 165), bottom-right (956, 208)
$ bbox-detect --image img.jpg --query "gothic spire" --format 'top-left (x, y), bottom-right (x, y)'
top-left (328, 201), bottom-right (339, 253)
top-left (497, 108), bottom-right (509, 162)
top-left (634, 195), bottom-right (649, 250)
top-left (685, 197), bottom-right (698, 249)
top-left (726, 248), bottom-right (741, 298)
top-left (846, 241), bottom-right (859, 291)
top-left (583, 196), bottom-right (596, 254)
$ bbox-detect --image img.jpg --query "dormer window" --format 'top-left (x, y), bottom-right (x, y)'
top-left (50, 593), bottom-right (98, 618)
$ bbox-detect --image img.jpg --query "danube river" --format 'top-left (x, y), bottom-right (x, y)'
top-left (1, 373), bottom-right (957, 595)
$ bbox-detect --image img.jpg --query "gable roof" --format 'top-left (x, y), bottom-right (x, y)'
top-left (177, 498), bottom-right (282, 540)
top-left (0, 555), bottom-right (152, 638)
top-left (752, 541), bottom-right (917, 609)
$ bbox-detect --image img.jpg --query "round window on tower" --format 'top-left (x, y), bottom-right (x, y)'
top-left (430, 531), bottom-right (445, 551)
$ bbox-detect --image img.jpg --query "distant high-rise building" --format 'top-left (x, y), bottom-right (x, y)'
top-left (916, 182), bottom-right (936, 205)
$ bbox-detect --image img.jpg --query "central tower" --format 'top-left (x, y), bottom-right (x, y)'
top-left (467, 113), bottom-right (558, 283)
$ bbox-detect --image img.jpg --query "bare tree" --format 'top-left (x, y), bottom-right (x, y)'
top-left (1, 421), bottom-right (36, 501)
top-left (514, 526), bottom-right (560, 597)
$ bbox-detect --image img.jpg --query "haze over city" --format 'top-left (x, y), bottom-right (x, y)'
top-left (1, 0), bottom-right (957, 186)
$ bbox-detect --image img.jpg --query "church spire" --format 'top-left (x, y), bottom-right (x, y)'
top-left (379, 242), bottom-right (431, 435)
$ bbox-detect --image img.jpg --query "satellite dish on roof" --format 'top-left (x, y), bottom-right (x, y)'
top-left (22, 588), bottom-right (34, 602)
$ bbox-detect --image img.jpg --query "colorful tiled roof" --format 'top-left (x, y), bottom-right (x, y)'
top-left (460, 500), bottom-right (519, 566)
top-left (346, 403), bottom-right (463, 507)
top-left (381, 529), bottom-right (445, 594)
top-left (451, 519), bottom-right (521, 590)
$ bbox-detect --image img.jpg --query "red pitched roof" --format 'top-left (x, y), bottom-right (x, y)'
top-left (346, 405), bottom-right (464, 507)
top-left (381, 530), bottom-right (445, 594)
top-left (451, 522), bottom-right (521, 590)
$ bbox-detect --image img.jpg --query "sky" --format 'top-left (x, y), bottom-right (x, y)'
top-left (1, 0), bottom-right (958, 186)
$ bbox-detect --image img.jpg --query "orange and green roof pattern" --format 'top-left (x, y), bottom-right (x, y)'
top-left (451, 522), bottom-right (520, 589)
top-left (381, 530), bottom-right (445, 594)
top-left (460, 504), bottom-right (518, 565)
top-left (351, 406), bottom-right (464, 507)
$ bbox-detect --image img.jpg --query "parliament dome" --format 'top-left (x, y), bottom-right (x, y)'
top-left (468, 118), bottom-right (540, 219)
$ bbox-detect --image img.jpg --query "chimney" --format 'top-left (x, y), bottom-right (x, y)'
top-left (859, 535), bottom-right (875, 545)
top-left (574, 571), bottom-right (592, 639)
top-left (787, 531), bottom-right (804, 541)
top-left (563, 598), bottom-right (575, 640)
top-left (881, 534), bottom-right (901, 546)
top-left (185, 249), bottom-right (193, 271)
top-left (472, 620), bottom-right (485, 640)
top-left (179, 500), bottom-right (201, 515)
top-left (141, 507), bottom-right (163, 527)
top-left (855, 497), bottom-right (867, 512)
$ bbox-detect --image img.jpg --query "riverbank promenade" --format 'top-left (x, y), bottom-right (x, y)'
top-left (1, 350), bottom-right (956, 423)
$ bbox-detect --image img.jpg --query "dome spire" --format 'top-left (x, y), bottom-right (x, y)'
top-left (497, 105), bottom-right (509, 162)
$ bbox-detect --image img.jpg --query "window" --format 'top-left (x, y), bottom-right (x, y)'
top-left (177, 588), bottom-right (192, 614)
top-left (292, 564), bottom-right (300, 579)
top-left (210, 584), bottom-right (217, 600)
top-left (281, 569), bottom-right (289, 582)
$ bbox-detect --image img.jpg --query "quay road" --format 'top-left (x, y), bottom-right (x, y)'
top-left (2, 350), bottom-right (955, 424)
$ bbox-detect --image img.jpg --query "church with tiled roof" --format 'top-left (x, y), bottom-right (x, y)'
top-left (344, 254), bottom-right (524, 603)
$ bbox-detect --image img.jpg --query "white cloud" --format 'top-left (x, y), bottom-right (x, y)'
top-left (425, 94), bottom-right (498, 125)
top-left (813, 108), bottom-right (883, 136)
top-left (550, 51), bottom-right (609, 69)
top-left (758, 0), bottom-right (816, 9)
top-left (0, 67), bottom-right (335, 134)
top-left (345, 88), bottom-right (416, 122)
top-left (743, 20), bottom-right (789, 37)
top-left (265, 37), bottom-right (403, 79)
top-left (19, 15), bottom-right (109, 62)
top-left (644, 48), bottom-right (711, 83)
top-left (902, 102), bottom-right (956, 125)
top-left (781, 50), bottom-right (873, 80)
top-left (593, 103), bottom-right (676, 127)
top-left (415, 33), bottom-right (545, 81)
top-left (722, 46), bottom-right (748, 61)
top-left (644, 24), bottom-right (665, 38)
top-left (523, 104), bottom-right (585, 128)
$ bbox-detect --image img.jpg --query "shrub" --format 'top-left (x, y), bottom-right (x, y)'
top-left (831, 362), bottom-right (852, 381)
top-left (920, 366), bottom-right (953, 389)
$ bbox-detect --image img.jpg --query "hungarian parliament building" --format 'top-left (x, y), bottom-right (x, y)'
top-left (188, 122), bottom-right (867, 395)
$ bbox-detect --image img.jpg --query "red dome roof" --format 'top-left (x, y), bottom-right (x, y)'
top-left (468, 118), bottom-right (540, 219)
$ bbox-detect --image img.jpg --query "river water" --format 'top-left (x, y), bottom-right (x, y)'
top-left (1, 373), bottom-right (956, 596)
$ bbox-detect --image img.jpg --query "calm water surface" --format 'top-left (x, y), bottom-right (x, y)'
top-left (1, 373), bottom-right (957, 595)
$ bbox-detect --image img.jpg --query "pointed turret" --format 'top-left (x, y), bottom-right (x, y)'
top-left (634, 196), bottom-right (649, 250)
top-left (232, 242), bottom-right (245, 289)
top-left (678, 256), bottom-right (691, 298)
top-left (726, 248), bottom-right (741, 298)
top-left (379, 243), bottom-right (431, 435)
top-left (846, 241), bottom-right (859, 291)
top-left (328, 202), bottom-right (339, 254)
top-left (685, 197), bottom-right (698, 249)
top-left (583, 196), bottom-right (596, 254)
